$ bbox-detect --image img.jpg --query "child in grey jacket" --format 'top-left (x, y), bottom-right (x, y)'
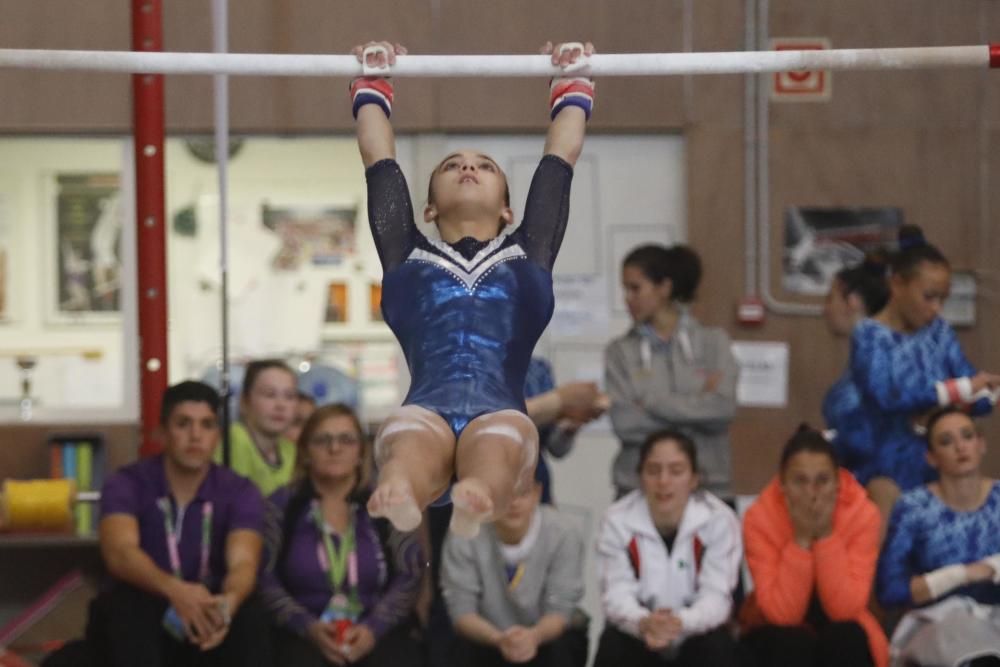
top-left (441, 477), bottom-right (587, 667)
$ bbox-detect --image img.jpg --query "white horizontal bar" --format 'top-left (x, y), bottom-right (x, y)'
top-left (0, 46), bottom-right (992, 77)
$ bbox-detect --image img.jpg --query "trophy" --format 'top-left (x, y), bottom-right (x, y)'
top-left (16, 355), bottom-right (38, 420)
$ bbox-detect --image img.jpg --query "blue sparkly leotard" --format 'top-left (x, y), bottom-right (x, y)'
top-left (366, 155), bottom-right (573, 436)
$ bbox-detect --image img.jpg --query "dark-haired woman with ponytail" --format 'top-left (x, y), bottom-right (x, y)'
top-left (848, 225), bottom-right (1000, 524)
top-left (821, 255), bottom-right (889, 474)
top-left (605, 244), bottom-right (738, 498)
top-left (740, 426), bottom-right (887, 667)
top-left (258, 404), bottom-right (425, 666)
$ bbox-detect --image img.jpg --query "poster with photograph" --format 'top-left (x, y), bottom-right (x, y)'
top-left (325, 282), bottom-right (349, 323)
top-left (261, 202), bottom-right (357, 270)
top-left (369, 283), bottom-right (383, 323)
top-left (783, 206), bottom-right (902, 295)
top-left (54, 173), bottom-right (122, 318)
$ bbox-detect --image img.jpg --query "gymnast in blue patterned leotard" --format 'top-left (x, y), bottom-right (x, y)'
top-left (876, 407), bottom-right (1000, 612)
top-left (350, 40), bottom-right (594, 537)
top-left (821, 257), bottom-right (888, 473)
top-left (846, 225), bottom-right (999, 524)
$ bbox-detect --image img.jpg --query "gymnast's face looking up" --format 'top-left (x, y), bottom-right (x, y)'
top-left (424, 150), bottom-right (512, 239)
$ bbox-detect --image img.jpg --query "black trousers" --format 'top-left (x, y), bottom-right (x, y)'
top-left (593, 624), bottom-right (739, 667)
top-left (742, 622), bottom-right (873, 667)
top-left (44, 583), bottom-right (273, 667)
top-left (273, 620), bottom-right (425, 667)
top-left (451, 625), bottom-right (588, 667)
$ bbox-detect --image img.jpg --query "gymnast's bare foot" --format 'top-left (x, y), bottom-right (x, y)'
top-left (368, 477), bottom-right (422, 532)
top-left (450, 478), bottom-right (494, 538)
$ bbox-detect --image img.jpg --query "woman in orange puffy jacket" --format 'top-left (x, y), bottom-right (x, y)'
top-left (739, 426), bottom-right (888, 667)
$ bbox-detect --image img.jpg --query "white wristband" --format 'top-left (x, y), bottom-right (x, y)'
top-left (924, 563), bottom-right (968, 599)
top-left (984, 554), bottom-right (1000, 584)
top-left (936, 377), bottom-right (974, 406)
top-left (935, 381), bottom-right (950, 406)
top-left (957, 377), bottom-right (974, 402)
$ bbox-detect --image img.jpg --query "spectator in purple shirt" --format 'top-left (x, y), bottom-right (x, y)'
top-left (260, 403), bottom-right (426, 667)
top-left (53, 380), bottom-right (270, 667)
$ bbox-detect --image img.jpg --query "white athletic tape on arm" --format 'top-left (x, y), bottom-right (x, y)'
top-left (983, 554), bottom-right (1000, 584)
top-left (924, 563), bottom-right (968, 599)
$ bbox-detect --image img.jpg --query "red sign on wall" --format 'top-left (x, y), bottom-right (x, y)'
top-left (769, 38), bottom-right (832, 102)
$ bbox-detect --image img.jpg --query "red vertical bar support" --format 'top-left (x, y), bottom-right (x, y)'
top-left (132, 0), bottom-right (167, 457)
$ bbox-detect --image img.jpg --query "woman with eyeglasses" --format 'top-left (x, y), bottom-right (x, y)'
top-left (739, 426), bottom-right (888, 667)
top-left (258, 404), bottom-right (426, 667)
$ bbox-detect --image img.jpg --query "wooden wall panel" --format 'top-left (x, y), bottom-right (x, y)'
top-left (687, 0), bottom-right (746, 129)
top-left (768, 1), bottom-right (988, 130)
top-left (0, 0), bottom-right (131, 131)
top-left (433, 0), bottom-right (688, 130)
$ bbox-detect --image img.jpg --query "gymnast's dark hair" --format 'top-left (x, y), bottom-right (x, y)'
top-left (890, 224), bottom-right (949, 281)
top-left (835, 252), bottom-right (890, 316)
top-left (924, 406), bottom-right (976, 449)
top-left (160, 380), bottom-right (220, 425)
top-left (779, 424), bottom-right (839, 472)
top-left (623, 244), bottom-right (703, 304)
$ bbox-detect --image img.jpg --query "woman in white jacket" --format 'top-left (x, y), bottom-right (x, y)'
top-left (593, 429), bottom-right (742, 667)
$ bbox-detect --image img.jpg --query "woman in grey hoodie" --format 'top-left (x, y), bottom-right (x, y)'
top-left (604, 245), bottom-right (738, 497)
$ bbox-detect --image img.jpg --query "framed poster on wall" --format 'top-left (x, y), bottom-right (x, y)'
top-left (48, 172), bottom-right (123, 323)
top-left (782, 206), bottom-right (902, 296)
top-left (261, 202), bottom-right (357, 270)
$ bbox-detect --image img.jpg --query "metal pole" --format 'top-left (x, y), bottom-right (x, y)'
top-left (131, 0), bottom-right (168, 456)
top-left (212, 0), bottom-right (233, 466)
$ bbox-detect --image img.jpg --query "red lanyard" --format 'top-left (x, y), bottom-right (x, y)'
top-left (159, 497), bottom-right (213, 583)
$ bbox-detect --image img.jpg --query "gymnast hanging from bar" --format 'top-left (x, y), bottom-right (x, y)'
top-left (351, 39), bottom-right (594, 537)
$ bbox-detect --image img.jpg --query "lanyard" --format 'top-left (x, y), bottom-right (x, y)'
top-left (159, 497), bottom-right (213, 583)
top-left (311, 500), bottom-right (357, 593)
top-left (506, 563), bottom-right (526, 591)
